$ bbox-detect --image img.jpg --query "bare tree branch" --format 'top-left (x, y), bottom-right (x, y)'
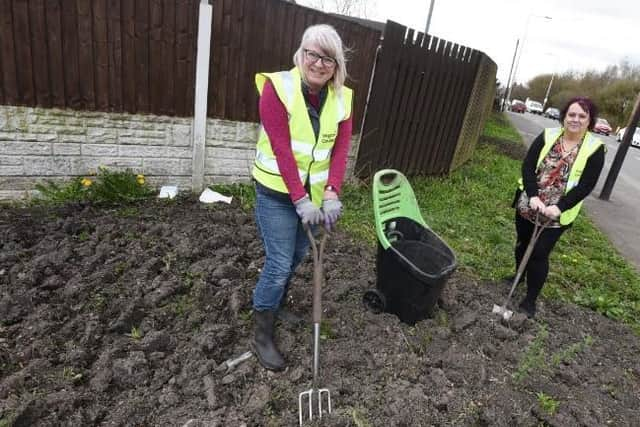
top-left (298, 0), bottom-right (376, 18)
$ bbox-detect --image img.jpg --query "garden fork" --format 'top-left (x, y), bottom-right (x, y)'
top-left (298, 225), bottom-right (331, 426)
top-left (493, 212), bottom-right (552, 320)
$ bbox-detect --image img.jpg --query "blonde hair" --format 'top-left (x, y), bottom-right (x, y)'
top-left (293, 24), bottom-right (349, 91)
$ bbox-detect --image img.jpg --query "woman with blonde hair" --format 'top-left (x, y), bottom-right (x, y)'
top-left (250, 24), bottom-right (353, 371)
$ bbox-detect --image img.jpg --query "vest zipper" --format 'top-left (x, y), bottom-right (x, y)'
top-left (304, 92), bottom-right (324, 194)
top-left (304, 134), bottom-right (321, 195)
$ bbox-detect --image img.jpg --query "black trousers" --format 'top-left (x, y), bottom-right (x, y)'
top-left (514, 212), bottom-right (569, 304)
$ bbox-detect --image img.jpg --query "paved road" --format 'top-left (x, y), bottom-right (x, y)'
top-left (506, 111), bottom-right (640, 272)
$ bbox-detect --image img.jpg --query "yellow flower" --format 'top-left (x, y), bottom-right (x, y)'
top-left (81, 178), bottom-right (93, 187)
top-left (136, 174), bottom-right (145, 185)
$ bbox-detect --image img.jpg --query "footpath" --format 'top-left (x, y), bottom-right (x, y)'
top-left (507, 112), bottom-right (640, 273)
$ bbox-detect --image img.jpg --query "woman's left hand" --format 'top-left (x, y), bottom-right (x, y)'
top-left (323, 189), bottom-right (338, 200)
top-left (528, 196), bottom-right (546, 212)
top-left (544, 205), bottom-right (561, 220)
top-left (322, 196), bottom-right (342, 231)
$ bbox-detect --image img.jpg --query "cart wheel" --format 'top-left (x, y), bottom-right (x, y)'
top-left (386, 230), bottom-right (404, 244)
top-left (363, 289), bottom-right (386, 314)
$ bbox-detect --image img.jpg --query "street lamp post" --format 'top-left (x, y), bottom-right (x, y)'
top-left (541, 52), bottom-right (558, 111)
top-left (510, 14), bottom-right (552, 94)
top-left (542, 73), bottom-right (554, 110)
top-left (424, 0), bottom-right (435, 34)
top-left (600, 92), bottom-right (640, 200)
top-left (503, 39), bottom-right (520, 111)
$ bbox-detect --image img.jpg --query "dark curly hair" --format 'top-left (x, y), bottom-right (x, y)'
top-left (559, 96), bottom-right (598, 131)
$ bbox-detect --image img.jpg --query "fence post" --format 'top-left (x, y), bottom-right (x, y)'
top-left (450, 55), bottom-right (495, 171)
top-left (191, 0), bottom-right (212, 193)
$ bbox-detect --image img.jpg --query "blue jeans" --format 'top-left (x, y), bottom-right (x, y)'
top-left (252, 186), bottom-right (310, 311)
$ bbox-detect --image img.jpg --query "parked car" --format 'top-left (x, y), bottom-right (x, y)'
top-left (593, 118), bottom-right (612, 136)
top-left (525, 99), bottom-right (543, 115)
top-left (510, 100), bottom-right (526, 114)
top-left (544, 107), bottom-right (560, 120)
top-left (615, 127), bottom-right (640, 148)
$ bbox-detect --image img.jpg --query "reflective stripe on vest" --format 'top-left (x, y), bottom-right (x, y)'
top-left (252, 67), bottom-right (353, 206)
top-left (518, 127), bottom-right (604, 225)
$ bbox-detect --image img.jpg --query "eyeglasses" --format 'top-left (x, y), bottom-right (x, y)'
top-left (303, 49), bottom-right (337, 68)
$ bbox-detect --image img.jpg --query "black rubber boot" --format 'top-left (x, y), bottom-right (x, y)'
top-left (276, 283), bottom-right (303, 325)
top-left (518, 278), bottom-right (544, 318)
top-left (276, 294), bottom-right (303, 326)
top-left (253, 310), bottom-right (285, 371)
top-left (518, 298), bottom-right (537, 318)
top-left (276, 307), bottom-right (304, 325)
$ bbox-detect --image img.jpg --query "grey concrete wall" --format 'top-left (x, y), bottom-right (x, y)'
top-left (0, 106), bottom-right (360, 200)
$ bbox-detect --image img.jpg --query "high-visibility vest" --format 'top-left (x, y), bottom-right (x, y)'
top-left (518, 127), bottom-right (604, 225)
top-left (252, 67), bottom-right (353, 206)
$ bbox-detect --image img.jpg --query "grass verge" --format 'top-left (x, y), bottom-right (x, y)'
top-left (215, 112), bottom-right (640, 331)
top-left (340, 112), bottom-right (640, 332)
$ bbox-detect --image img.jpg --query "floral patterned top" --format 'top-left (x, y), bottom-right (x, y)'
top-left (517, 136), bottom-right (580, 227)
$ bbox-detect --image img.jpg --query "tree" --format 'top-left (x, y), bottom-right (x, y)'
top-left (512, 60), bottom-right (640, 129)
top-left (509, 83), bottom-right (528, 101)
top-left (297, 0), bottom-right (376, 18)
top-left (525, 74), bottom-right (553, 102)
top-left (595, 80), bottom-right (640, 129)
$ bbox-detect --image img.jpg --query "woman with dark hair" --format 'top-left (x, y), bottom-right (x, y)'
top-left (510, 96), bottom-right (606, 318)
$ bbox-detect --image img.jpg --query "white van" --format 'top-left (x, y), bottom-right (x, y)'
top-left (525, 99), bottom-right (543, 115)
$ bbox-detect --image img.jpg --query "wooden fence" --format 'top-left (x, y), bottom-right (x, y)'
top-left (0, 0), bottom-right (496, 178)
top-left (0, 0), bottom-right (379, 129)
top-left (0, 0), bottom-right (199, 116)
top-left (209, 0), bottom-right (380, 129)
top-left (450, 54), bottom-right (497, 170)
top-left (355, 21), bottom-right (496, 177)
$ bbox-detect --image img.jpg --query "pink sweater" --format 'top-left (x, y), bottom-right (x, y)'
top-left (259, 80), bottom-right (353, 202)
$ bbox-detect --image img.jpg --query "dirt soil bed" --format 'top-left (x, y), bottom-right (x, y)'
top-left (1, 198), bottom-right (639, 426)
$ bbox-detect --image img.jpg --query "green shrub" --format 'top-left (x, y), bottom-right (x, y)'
top-left (89, 168), bottom-right (155, 204)
top-left (35, 177), bottom-right (88, 204)
top-left (514, 324), bottom-right (549, 383)
top-left (34, 168), bottom-right (154, 205)
top-left (211, 183), bottom-right (256, 210)
top-left (536, 392), bottom-right (560, 415)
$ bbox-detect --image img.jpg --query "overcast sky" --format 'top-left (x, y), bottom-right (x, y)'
top-left (298, 0), bottom-right (640, 87)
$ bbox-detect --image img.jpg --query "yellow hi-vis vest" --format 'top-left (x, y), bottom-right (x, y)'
top-left (518, 127), bottom-right (604, 225)
top-left (252, 67), bottom-right (353, 206)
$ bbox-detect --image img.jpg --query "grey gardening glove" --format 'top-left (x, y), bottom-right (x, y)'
top-left (294, 196), bottom-right (323, 225)
top-left (322, 198), bottom-right (342, 231)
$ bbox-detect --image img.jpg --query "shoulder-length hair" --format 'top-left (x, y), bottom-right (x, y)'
top-left (293, 24), bottom-right (349, 92)
top-left (559, 96), bottom-right (598, 131)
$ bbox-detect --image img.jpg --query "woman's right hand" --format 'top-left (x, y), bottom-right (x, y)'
top-left (528, 196), bottom-right (546, 212)
top-left (294, 196), bottom-right (324, 225)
